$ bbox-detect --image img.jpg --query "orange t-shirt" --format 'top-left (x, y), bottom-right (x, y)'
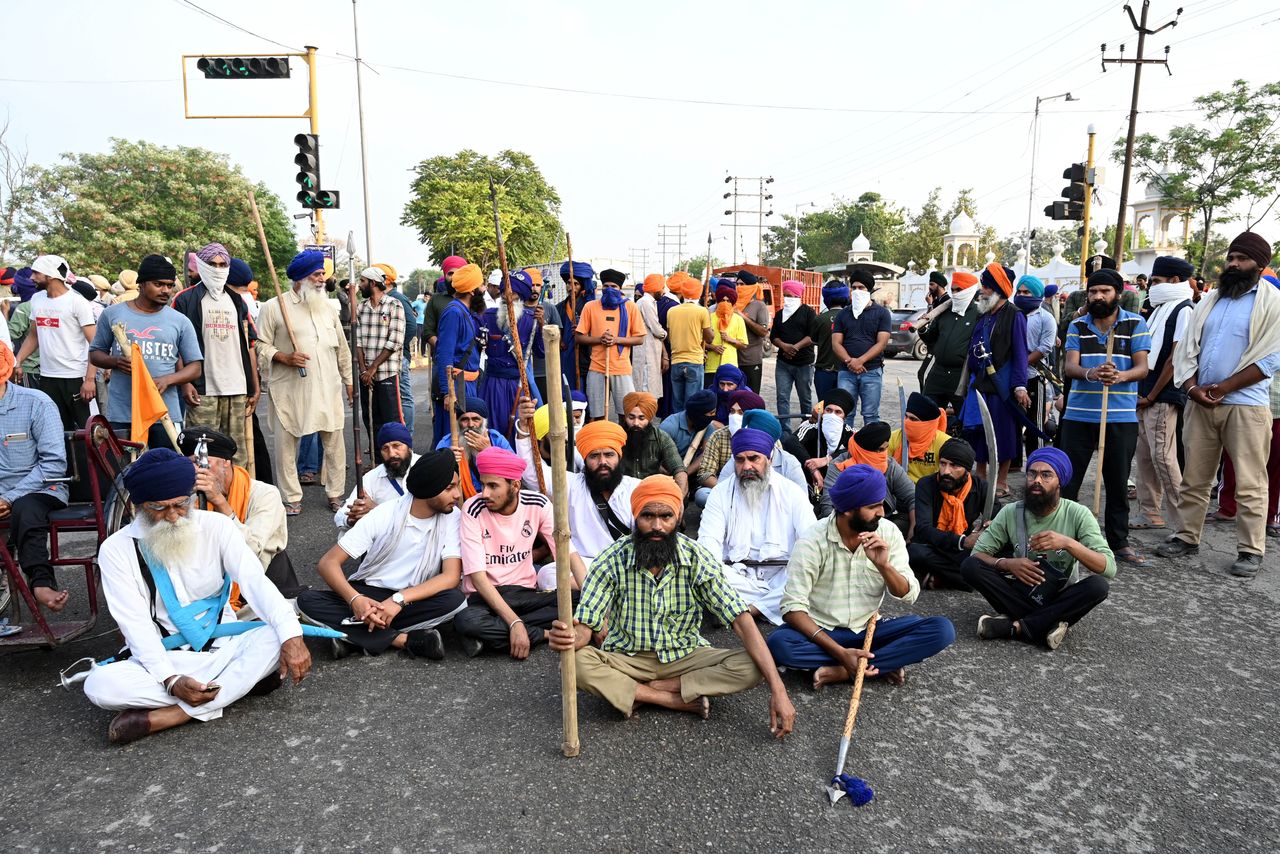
top-left (576, 300), bottom-right (646, 376)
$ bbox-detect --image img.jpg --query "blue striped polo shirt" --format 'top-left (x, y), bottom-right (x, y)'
top-left (1064, 309), bottom-right (1151, 424)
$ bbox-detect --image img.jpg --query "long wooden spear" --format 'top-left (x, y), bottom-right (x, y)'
top-left (565, 233), bottom-right (581, 391)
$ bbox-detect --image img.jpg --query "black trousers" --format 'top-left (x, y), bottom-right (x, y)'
top-left (360, 376), bottom-right (404, 443)
top-left (252, 411), bottom-right (274, 486)
top-left (1056, 419), bottom-right (1139, 550)
top-left (297, 582), bottom-right (465, 654)
top-left (960, 557), bottom-right (1109, 642)
top-left (41, 376), bottom-right (91, 432)
top-left (8, 492), bottom-right (66, 591)
top-left (1016, 377), bottom-right (1051, 465)
top-left (452, 585), bottom-right (578, 652)
top-left (741, 363), bottom-right (763, 394)
top-left (906, 542), bottom-right (972, 590)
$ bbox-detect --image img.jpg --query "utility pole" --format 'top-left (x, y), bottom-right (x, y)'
top-left (1102, 1), bottom-right (1180, 264)
top-left (657, 225), bottom-right (686, 275)
top-left (351, 0), bottom-right (374, 260)
top-left (722, 176), bottom-right (773, 266)
top-left (629, 247), bottom-right (650, 278)
top-left (1024, 92), bottom-right (1077, 270)
top-left (1079, 125), bottom-right (1098, 285)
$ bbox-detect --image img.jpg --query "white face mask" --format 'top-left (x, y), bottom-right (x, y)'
top-left (728, 413), bottom-right (744, 434)
top-left (783, 296), bottom-right (801, 312)
top-left (821, 413), bottom-right (845, 451)
top-left (196, 258), bottom-right (229, 296)
top-left (850, 290), bottom-right (871, 317)
top-left (949, 285), bottom-right (979, 315)
top-left (976, 292), bottom-right (1000, 315)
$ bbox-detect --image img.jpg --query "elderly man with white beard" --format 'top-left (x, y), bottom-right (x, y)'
top-left (255, 250), bottom-right (354, 516)
top-left (433, 396), bottom-right (513, 497)
top-left (83, 449), bottom-right (340, 744)
top-left (698, 427), bottom-right (817, 625)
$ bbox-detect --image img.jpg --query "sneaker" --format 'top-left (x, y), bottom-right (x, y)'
top-left (1044, 622), bottom-right (1069, 651)
top-left (460, 635), bottom-right (484, 658)
top-left (976, 614), bottom-right (1013, 640)
top-left (1229, 552), bottom-right (1263, 578)
top-left (404, 628), bottom-right (445, 660)
top-left (1155, 538), bottom-right (1199, 558)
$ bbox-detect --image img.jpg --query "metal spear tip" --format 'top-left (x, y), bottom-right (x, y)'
top-left (346, 231), bottom-right (356, 254)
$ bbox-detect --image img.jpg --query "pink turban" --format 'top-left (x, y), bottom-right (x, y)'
top-left (782, 280), bottom-right (804, 298)
top-left (442, 255), bottom-right (468, 274)
top-left (476, 447), bottom-right (527, 480)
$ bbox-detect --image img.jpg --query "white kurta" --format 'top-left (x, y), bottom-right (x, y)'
top-left (255, 289), bottom-right (353, 437)
top-left (631, 293), bottom-right (666, 397)
top-left (334, 454), bottom-right (422, 529)
top-left (697, 474), bottom-right (817, 625)
top-left (531, 469), bottom-right (639, 590)
top-left (84, 511), bottom-right (303, 721)
top-left (240, 478), bottom-right (288, 571)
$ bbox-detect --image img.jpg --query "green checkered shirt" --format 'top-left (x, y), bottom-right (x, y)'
top-left (575, 532), bottom-right (747, 663)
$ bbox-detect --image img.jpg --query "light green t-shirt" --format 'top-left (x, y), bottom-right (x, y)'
top-left (973, 497), bottom-right (1117, 580)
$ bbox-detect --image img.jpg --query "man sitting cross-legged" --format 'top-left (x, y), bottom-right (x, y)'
top-left (767, 464), bottom-right (955, 688)
top-left (299, 451), bottom-right (467, 660)
top-left (453, 447), bottom-right (586, 658)
top-left (907, 437), bottom-right (990, 591)
top-left (548, 475), bottom-right (796, 733)
top-left (961, 447), bottom-right (1116, 651)
top-left (83, 449), bottom-right (333, 744)
top-left (335, 422), bottom-right (420, 531)
top-left (620, 391), bottom-right (688, 493)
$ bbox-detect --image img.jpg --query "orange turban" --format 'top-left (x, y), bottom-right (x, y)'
top-left (452, 263), bottom-right (483, 294)
top-left (951, 271), bottom-right (979, 289)
top-left (523, 267), bottom-right (544, 287)
top-left (575, 420), bottom-right (626, 460)
top-left (630, 474), bottom-right (684, 518)
top-left (0, 341), bottom-right (13, 385)
top-left (643, 273), bottom-right (666, 296)
top-left (982, 263), bottom-right (1012, 297)
top-left (373, 263), bottom-right (398, 284)
top-left (623, 391), bottom-right (658, 421)
top-left (680, 276), bottom-right (703, 301)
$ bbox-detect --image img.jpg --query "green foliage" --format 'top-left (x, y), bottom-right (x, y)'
top-left (676, 256), bottom-right (722, 280)
top-left (16, 139), bottom-right (296, 296)
top-left (404, 267), bottom-right (442, 299)
top-left (761, 192), bottom-right (905, 268)
top-left (401, 149), bottom-right (562, 271)
top-left (994, 225), bottom-right (1084, 267)
top-left (894, 188), bottom-right (948, 271)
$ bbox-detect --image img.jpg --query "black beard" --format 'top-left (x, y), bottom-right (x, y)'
top-left (623, 426), bottom-right (647, 457)
top-left (1024, 485), bottom-right (1059, 515)
top-left (848, 512), bottom-right (880, 533)
top-left (359, 286), bottom-right (373, 299)
top-left (1087, 298), bottom-right (1118, 318)
top-left (383, 456), bottom-right (410, 478)
top-left (1218, 267), bottom-right (1260, 299)
top-left (937, 473), bottom-right (967, 493)
top-left (584, 463), bottom-right (623, 495)
top-left (632, 529), bottom-right (678, 570)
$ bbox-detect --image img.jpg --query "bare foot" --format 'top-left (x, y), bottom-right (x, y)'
top-left (882, 668), bottom-right (908, 686)
top-left (647, 677), bottom-right (681, 694)
top-left (34, 586), bottom-right (69, 612)
top-left (813, 665), bottom-right (851, 690)
top-left (634, 684), bottom-right (705, 716)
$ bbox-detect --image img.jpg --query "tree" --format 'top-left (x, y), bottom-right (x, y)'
top-left (1118, 79), bottom-right (1280, 277)
top-left (995, 225), bottom-right (1083, 267)
top-left (893, 188), bottom-right (947, 271)
top-left (675, 256), bottom-right (722, 281)
top-left (403, 267), bottom-right (441, 299)
top-left (761, 192), bottom-right (906, 268)
top-left (401, 149), bottom-right (562, 271)
top-left (16, 139), bottom-right (296, 295)
top-left (0, 113), bottom-right (34, 265)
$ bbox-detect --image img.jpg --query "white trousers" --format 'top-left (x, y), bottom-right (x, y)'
top-left (83, 627), bottom-right (282, 722)
top-left (722, 563), bottom-right (788, 626)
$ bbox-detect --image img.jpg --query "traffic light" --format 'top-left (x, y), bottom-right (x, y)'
top-left (312, 191), bottom-right (340, 209)
top-left (294, 134), bottom-right (320, 205)
top-left (1044, 162), bottom-right (1091, 221)
top-left (197, 56), bottom-right (291, 80)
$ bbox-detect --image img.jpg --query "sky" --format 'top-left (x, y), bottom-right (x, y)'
top-left (2, 0), bottom-right (1278, 275)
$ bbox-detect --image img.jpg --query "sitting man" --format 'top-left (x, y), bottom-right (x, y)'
top-left (888, 392), bottom-right (952, 483)
top-left (178, 428), bottom-right (298, 605)
top-left (698, 427), bottom-right (817, 625)
top-left (767, 464), bottom-right (955, 687)
top-left (548, 475), bottom-right (796, 732)
top-left (819, 422), bottom-right (915, 537)
top-left (712, 408), bottom-right (808, 493)
top-left (962, 447), bottom-right (1116, 651)
top-left (621, 391), bottom-right (687, 493)
top-left (795, 388), bottom-right (856, 491)
top-left (453, 447), bottom-right (586, 658)
top-left (299, 451), bottom-right (467, 660)
top-left (0, 341), bottom-right (70, 612)
top-left (659, 388), bottom-right (719, 469)
top-left (335, 422), bottom-right (419, 530)
top-left (83, 449), bottom-right (336, 744)
top-left (907, 437), bottom-right (989, 590)
top-left (433, 395), bottom-right (513, 494)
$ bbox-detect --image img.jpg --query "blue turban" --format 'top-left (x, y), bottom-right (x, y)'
top-left (559, 260), bottom-right (594, 284)
top-left (1026, 447), bottom-right (1072, 485)
top-left (571, 390), bottom-right (588, 405)
top-left (13, 267), bottom-right (35, 302)
top-left (1151, 256), bottom-right (1195, 280)
top-left (377, 421), bottom-right (413, 449)
top-left (509, 270), bottom-right (535, 301)
top-left (464, 396), bottom-right (489, 420)
top-left (829, 464), bottom-right (888, 514)
top-left (227, 258), bottom-right (254, 287)
top-left (286, 249), bottom-right (326, 282)
top-left (124, 448), bottom-right (197, 505)
top-left (731, 427), bottom-right (775, 458)
top-left (742, 409), bottom-right (781, 441)
top-left (822, 282), bottom-right (850, 307)
top-left (685, 388), bottom-right (718, 431)
top-left (1043, 284), bottom-right (1059, 298)
top-left (1015, 275), bottom-right (1044, 298)
top-left (713, 364), bottom-right (748, 422)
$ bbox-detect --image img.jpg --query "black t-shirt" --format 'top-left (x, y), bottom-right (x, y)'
top-left (832, 303), bottom-right (892, 369)
top-left (771, 305), bottom-right (818, 365)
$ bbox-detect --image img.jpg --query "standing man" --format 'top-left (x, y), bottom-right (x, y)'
top-left (576, 269), bottom-right (645, 422)
top-left (1158, 232), bottom-right (1280, 578)
top-left (1133, 256), bottom-right (1195, 532)
top-left (631, 274), bottom-right (667, 408)
top-left (771, 279), bottom-right (817, 422)
top-left (255, 250), bottom-right (353, 516)
top-left (705, 281), bottom-right (748, 385)
top-left (423, 255), bottom-right (467, 355)
top-left (1016, 274), bottom-right (1056, 459)
top-left (556, 260), bottom-right (595, 393)
top-left (814, 281), bottom-right (849, 400)
top-left (374, 264), bottom-right (418, 436)
top-left (173, 243), bottom-right (259, 473)
top-left (523, 267), bottom-right (562, 404)
top-left (665, 273), bottom-right (713, 413)
top-left (926, 271), bottom-right (948, 308)
top-left (355, 266), bottom-right (406, 441)
top-left (431, 263), bottom-right (484, 446)
top-left (733, 271), bottom-right (771, 394)
top-left (15, 255), bottom-right (96, 430)
top-left (1059, 268), bottom-right (1150, 567)
top-left (918, 271), bottom-right (979, 418)
top-left (830, 269), bottom-right (891, 429)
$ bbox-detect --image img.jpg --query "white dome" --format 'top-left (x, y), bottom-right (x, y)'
top-left (949, 212), bottom-right (976, 235)
top-left (851, 230), bottom-right (871, 252)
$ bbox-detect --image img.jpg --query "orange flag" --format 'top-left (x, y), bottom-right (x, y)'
top-left (130, 341), bottom-right (169, 446)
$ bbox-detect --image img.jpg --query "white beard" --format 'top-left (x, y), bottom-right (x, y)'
top-left (739, 467), bottom-right (771, 511)
top-left (138, 509), bottom-right (199, 570)
top-left (497, 300), bottom-right (523, 333)
top-left (977, 293), bottom-right (1000, 315)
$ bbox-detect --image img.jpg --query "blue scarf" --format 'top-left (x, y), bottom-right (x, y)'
top-left (599, 287), bottom-right (629, 358)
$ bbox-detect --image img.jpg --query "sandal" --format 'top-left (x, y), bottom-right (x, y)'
top-left (1205, 510), bottom-right (1235, 523)
top-left (298, 473), bottom-right (318, 485)
top-left (1268, 524), bottom-right (1280, 538)
top-left (327, 498), bottom-right (344, 513)
top-left (285, 502), bottom-right (302, 516)
top-left (1129, 517), bottom-right (1164, 530)
top-left (994, 487), bottom-right (1013, 502)
top-left (1115, 548), bottom-right (1148, 567)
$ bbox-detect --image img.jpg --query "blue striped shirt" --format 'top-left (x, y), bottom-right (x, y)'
top-left (1064, 309), bottom-right (1150, 424)
top-left (0, 383), bottom-right (68, 505)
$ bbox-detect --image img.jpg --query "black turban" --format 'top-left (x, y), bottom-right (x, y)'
top-left (1087, 269), bottom-right (1125, 289)
top-left (599, 268), bottom-right (627, 286)
top-left (854, 421), bottom-right (891, 451)
top-left (1151, 256), bottom-right (1194, 280)
top-left (1227, 231), bottom-right (1272, 269)
top-left (406, 450), bottom-right (458, 499)
top-left (939, 437), bottom-right (976, 470)
top-left (178, 427), bottom-right (237, 460)
top-left (137, 254), bottom-right (177, 283)
top-left (906, 392), bottom-right (941, 421)
top-left (849, 267), bottom-right (876, 290)
top-left (928, 271), bottom-right (948, 288)
top-left (735, 270), bottom-right (760, 285)
top-left (822, 388), bottom-right (855, 416)
top-left (71, 280), bottom-right (95, 302)
top-left (1086, 254), bottom-right (1118, 272)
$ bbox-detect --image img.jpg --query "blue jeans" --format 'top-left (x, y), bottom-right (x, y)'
top-left (671, 362), bottom-right (703, 413)
top-left (399, 358), bottom-right (415, 434)
top-left (774, 361), bottom-right (814, 422)
top-left (814, 368), bottom-right (839, 400)
top-left (836, 366), bottom-right (884, 428)
top-left (766, 615), bottom-right (955, 674)
top-left (297, 432), bottom-right (322, 475)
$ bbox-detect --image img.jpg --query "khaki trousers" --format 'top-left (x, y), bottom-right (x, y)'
top-left (271, 407), bottom-right (346, 504)
top-left (574, 646), bottom-right (762, 715)
top-left (1174, 402), bottom-right (1272, 556)
top-left (1135, 402), bottom-right (1183, 530)
top-left (187, 394), bottom-right (251, 473)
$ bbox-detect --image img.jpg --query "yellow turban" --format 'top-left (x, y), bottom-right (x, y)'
top-left (623, 391), bottom-right (658, 421)
top-left (533, 404), bottom-right (551, 441)
top-left (575, 420), bottom-right (626, 460)
top-left (524, 267), bottom-right (544, 287)
top-left (452, 263), bottom-right (483, 294)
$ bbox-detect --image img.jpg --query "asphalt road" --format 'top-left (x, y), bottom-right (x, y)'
top-left (2, 355), bottom-right (1278, 852)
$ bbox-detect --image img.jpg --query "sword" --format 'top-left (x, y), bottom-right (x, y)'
top-left (973, 391), bottom-right (998, 523)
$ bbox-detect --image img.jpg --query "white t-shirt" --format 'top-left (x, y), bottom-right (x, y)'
top-left (30, 290), bottom-right (95, 378)
top-left (338, 499), bottom-right (461, 591)
top-left (200, 290), bottom-right (247, 396)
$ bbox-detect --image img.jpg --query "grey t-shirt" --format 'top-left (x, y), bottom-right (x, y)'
top-left (200, 290), bottom-right (247, 396)
top-left (738, 299), bottom-right (771, 367)
top-left (90, 302), bottom-right (203, 422)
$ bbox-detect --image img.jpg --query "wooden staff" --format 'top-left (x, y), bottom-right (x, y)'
top-left (542, 324), bottom-right (579, 757)
top-left (109, 323), bottom-right (180, 451)
top-left (565, 233), bottom-right (581, 392)
top-left (1092, 330), bottom-right (1117, 516)
top-left (247, 191), bottom-right (305, 377)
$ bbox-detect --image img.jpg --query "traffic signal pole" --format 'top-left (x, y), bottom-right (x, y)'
top-left (1079, 125), bottom-right (1097, 285)
top-left (304, 46), bottom-right (325, 243)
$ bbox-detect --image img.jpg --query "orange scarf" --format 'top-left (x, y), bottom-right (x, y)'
top-left (734, 285), bottom-right (761, 312)
top-left (834, 437), bottom-right (887, 473)
top-left (226, 464), bottom-right (253, 610)
top-left (716, 300), bottom-right (734, 332)
top-left (904, 413), bottom-right (947, 460)
top-left (936, 475), bottom-right (972, 536)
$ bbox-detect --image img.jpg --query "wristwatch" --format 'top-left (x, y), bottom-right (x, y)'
top-left (391, 591), bottom-right (407, 606)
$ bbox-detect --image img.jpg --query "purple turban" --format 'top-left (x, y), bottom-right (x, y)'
top-left (196, 243), bottom-right (230, 263)
top-left (728, 389), bottom-right (765, 413)
top-left (1026, 447), bottom-right (1072, 484)
top-left (731, 427), bottom-right (775, 458)
top-left (829, 464), bottom-right (888, 514)
top-left (508, 270), bottom-right (535, 301)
